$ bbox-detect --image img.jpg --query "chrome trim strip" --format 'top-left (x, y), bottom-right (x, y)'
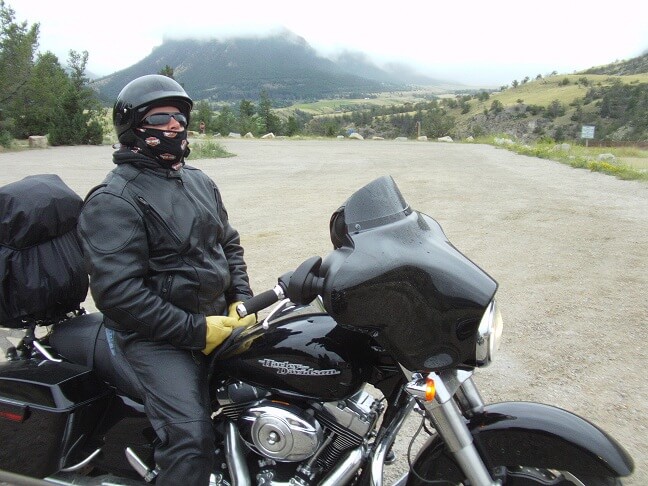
top-left (59, 448), bottom-right (101, 472)
top-left (225, 421), bottom-right (251, 486)
top-left (34, 341), bottom-right (62, 362)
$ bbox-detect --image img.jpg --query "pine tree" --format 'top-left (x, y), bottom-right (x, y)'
top-left (0, 0), bottom-right (39, 146)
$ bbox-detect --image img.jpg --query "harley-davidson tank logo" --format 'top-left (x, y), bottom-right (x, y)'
top-left (258, 358), bottom-right (341, 376)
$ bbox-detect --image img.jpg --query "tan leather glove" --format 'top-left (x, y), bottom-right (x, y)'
top-left (202, 315), bottom-right (238, 355)
top-left (228, 301), bottom-right (257, 328)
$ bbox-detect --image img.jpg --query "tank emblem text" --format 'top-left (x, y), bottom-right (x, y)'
top-left (258, 358), bottom-right (341, 376)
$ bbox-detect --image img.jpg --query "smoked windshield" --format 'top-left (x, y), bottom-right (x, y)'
top-left (343, 176), bottom-right (411, 232)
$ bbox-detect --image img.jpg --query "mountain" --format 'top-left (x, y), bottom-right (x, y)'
top-left (330, 50), bottom-right (453, 87)
top-left (91, 31), bottom-right (451, 104)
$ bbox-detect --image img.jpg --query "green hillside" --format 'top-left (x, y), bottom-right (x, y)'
top-left (467, 73), bottom-right (648, 113)
top-left (279, 57), bottom-right (648, 144)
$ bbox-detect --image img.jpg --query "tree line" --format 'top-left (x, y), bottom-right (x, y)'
top-left (0, 1), bottom-right (104, 147)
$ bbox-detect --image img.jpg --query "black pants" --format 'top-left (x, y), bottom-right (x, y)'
top-left (110, 330), bottom-right (215, 485)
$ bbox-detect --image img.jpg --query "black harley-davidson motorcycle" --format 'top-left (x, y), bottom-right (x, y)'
top-left (0, 174), bottom-right (634, 485)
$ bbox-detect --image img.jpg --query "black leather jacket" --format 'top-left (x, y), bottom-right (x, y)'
top-left (78, 150), bottom-right (252, 350)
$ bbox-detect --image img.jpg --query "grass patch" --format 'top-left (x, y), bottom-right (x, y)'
top-left (188, 138), bottom-right (234, 159)
top-left (492, 138), bottom-right (648, 182)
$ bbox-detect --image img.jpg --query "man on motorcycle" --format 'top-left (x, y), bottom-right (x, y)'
top-left (78, 74), bottom-right (255, 485)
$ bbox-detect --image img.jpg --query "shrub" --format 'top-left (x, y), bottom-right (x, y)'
top-left (0, 130), bottom-right (12, 148)
top-left (84, 120), bottom-right (104, 145)
top-left (189, 140), bottom-right (233, 159)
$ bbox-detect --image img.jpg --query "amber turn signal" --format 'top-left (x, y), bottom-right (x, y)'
top-left (425, 377), bottom-right (436, 401)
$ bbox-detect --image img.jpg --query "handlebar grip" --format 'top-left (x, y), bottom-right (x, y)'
top-left (237, 286), bottom-right (285, 317)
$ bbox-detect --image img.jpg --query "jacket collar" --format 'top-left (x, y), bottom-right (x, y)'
top-left (113, 147), bottom-right (184, 178)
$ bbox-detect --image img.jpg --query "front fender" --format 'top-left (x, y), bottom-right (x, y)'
top-left (407, 402), bottom-right (634, 484)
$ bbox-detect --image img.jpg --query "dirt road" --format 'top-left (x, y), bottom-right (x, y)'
top-left (1, 138), bottom-right (646, 484)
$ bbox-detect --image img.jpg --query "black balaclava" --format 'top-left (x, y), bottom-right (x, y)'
top-left (132, 127), bottom-right (190, 170)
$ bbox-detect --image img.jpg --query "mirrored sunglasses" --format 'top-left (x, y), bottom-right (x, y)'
top-left (141, 112), bottom-right (188, 127)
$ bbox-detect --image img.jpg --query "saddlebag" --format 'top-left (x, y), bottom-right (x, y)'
top-left (0, 174), bottom-right (89, 328)
top-left (0, 359), bottom-right (112, 478)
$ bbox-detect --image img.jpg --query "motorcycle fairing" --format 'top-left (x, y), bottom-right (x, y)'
top-left (405, 401), bottom-right (634, 484)
top-left (320, 176), bottom-right (498, 372)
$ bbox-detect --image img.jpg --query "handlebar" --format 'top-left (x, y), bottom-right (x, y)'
top-left (236, 284), bottom-right (286, 317)
top-left (236, 256), bottom-right (326, 318)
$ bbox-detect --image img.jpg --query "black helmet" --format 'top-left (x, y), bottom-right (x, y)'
top-left (113, 74), bottom-right (193, 145)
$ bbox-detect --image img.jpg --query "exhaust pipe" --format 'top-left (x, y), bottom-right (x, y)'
top-left (318, 446), bottom-right (365, 486)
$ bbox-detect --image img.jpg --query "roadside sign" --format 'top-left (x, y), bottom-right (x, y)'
top-left (581, 125), bottom-right (595, 147)
top-left (581, 125), bottom-right (595, 139)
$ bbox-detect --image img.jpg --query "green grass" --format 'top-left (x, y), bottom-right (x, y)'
top-left (465, 73), bottom-right (648, 116)
top-left (490, 137), bottom-right (648, 182)
top-left (188, 138), bottom-right (234, 159)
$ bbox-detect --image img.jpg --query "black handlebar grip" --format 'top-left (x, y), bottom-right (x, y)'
top-left (237, 288), bottom-right (282, 317)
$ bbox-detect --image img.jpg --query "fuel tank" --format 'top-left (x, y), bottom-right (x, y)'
top-left (214, 301), bottom-right (375, 401)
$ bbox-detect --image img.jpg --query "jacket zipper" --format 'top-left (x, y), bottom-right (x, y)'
top-left (136, 196), bottom-right (183, 245)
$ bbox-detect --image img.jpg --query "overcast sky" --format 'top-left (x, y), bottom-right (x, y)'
top-left (8, 0), bottom-right (648, 87)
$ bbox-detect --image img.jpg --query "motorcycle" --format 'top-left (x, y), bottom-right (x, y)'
top-left (0, 174), bottom-right (634, 485)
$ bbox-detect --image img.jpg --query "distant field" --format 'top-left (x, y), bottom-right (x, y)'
top-left (278, 89), bottom-right (444, 116)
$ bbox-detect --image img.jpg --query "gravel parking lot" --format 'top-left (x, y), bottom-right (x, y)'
top-left (1, 138), bottom-right (646, 484)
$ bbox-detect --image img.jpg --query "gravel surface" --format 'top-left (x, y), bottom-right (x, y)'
top-left (0, 138), bottom-right (646, 484)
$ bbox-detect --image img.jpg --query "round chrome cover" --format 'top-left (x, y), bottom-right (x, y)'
top-left (238, 401), bottom-right (322, 462)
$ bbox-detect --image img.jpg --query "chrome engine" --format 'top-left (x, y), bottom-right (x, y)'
top-left (238, 401), bottom-right (323, 461)
top-left (215, 383), bottom-right (383, 484)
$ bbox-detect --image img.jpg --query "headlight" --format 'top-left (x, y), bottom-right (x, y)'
top-left (475, 299), bottom-right (504, 367)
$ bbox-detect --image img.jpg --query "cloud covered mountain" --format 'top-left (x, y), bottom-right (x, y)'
top-left (92, 31), bottom-right (454, 103)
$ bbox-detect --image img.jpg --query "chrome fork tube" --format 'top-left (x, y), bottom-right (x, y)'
top-left (455, 376), bottom-right (485, 416)
top-left (405, 372), bottom-right (499, 486)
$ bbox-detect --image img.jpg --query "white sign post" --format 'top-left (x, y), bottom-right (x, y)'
top-left (581, 125), bottom-right (595, 147)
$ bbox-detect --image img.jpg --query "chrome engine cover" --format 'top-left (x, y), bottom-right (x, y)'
top-left (238, 401), bottom-right (323, 462)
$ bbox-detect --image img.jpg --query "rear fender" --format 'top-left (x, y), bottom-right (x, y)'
top-left (406, 401), bottom-right (634, 484)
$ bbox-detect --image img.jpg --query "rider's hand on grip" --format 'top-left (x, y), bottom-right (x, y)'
top-left (228, 301), bottom-right (256, 328)
top-left (202, 315), bottom-right (238, 355)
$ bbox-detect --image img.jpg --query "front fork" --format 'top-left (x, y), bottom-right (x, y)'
top-left (405, 370), bottom-right (500, 486)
